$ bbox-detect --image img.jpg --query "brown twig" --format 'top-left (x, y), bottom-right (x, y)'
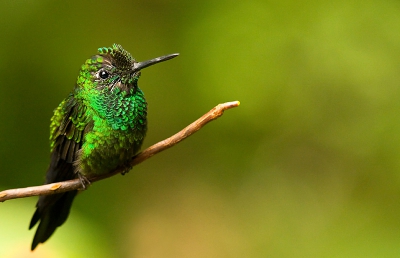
top-left (0, 101), bottom-right (240, 202)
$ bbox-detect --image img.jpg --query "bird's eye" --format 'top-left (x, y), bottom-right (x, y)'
top-left (99, 70), bottom-right (109, 79)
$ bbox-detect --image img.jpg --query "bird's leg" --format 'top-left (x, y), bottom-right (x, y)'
top-left (77, 172), bottom-right (91, 189)
top-left (120, 153), bottom-right (139, 175)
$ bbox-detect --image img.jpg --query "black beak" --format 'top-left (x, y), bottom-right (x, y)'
top-left (133, 53), bottom-right (179, 72)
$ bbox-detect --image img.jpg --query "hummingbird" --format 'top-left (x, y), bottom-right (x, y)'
top-left (29, 44), bottom-right (178, 250)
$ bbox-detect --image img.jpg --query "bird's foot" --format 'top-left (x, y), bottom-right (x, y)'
top-left (121, 163), bottom-right (133, 176)
top-left (77, 172), bottom-right (91, 190)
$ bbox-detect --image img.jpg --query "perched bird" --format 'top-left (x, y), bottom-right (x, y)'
top-left (29, 44), bottom-right (178, 250)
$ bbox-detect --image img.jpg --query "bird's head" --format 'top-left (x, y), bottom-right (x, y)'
top-left (76, 44), bottom-right (178, 93)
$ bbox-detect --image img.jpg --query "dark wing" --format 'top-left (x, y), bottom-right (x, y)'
top-left (29, 94), bottom-right (91, 250)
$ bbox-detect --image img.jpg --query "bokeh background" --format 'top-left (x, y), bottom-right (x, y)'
top-left (1, 0), bottom-right (400, 257)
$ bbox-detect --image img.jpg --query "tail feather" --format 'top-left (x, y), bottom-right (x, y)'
top-left (29, 190), bottom-right (78, 250)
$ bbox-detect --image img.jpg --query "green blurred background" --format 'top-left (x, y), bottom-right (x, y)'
top-left (1, 0), bottom-right (400, 257)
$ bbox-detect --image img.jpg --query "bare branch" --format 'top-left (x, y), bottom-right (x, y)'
top-left (0, 101), bottom-right (240, 202)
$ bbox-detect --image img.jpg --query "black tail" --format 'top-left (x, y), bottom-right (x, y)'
top-left (29, 190), bottom-right (78, 250)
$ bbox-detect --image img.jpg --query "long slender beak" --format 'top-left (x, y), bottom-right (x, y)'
top-left (133, 53), bottom-right (179, 71)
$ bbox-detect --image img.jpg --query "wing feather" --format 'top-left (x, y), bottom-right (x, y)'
top-left (29, 94), bottom-right (91, 250)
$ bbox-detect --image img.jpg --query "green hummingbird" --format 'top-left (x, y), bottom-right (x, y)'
top-left (29, 44), bottom-right (178, 250)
